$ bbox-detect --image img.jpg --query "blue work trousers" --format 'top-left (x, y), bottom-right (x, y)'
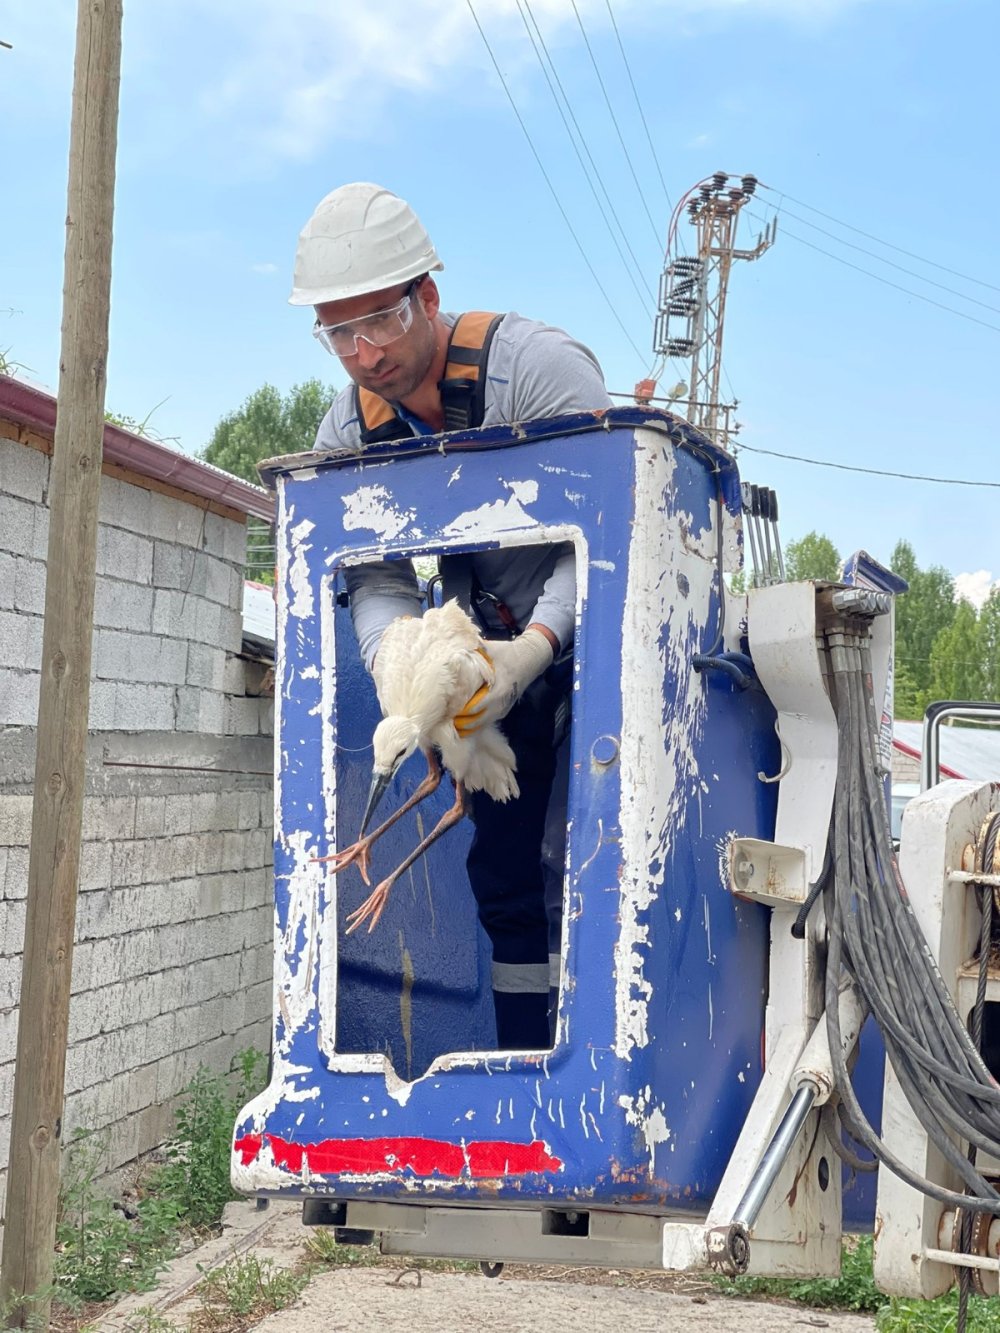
top-left (466, 669), bottom-right (569, 1050)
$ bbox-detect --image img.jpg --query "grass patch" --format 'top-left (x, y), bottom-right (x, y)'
top-left (191, 1255), bottom-right (308, 1332)
top-left (151, 1049), bottom-right (268, 1233)
top-left (304, 1227), bottom-right (480, 1273)
top-left (877, 1294), bottom-right (1000, 1332)
top-left (52, 1048), bottom-right (267, 1315)
top-left (712, 1235), bottom-right (888, 1313)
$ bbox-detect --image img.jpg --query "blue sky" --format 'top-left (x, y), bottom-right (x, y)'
top-left (2, 0), bottom-right (998, 594)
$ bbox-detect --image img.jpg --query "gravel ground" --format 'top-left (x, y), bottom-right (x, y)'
top-left (99, 1200), bottom-right (878, 1333)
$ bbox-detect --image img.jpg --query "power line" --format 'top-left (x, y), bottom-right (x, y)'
top-left (465, 0), bottom-right (647, 363)
top-left (515, 0), bottom-right (656, 314)
top-left (734, 440), bottom-right (1000, 489)
top-left (568, 0), bottom-right (665, 251)
top-left (747, 209), bottom-right (1000, 337)
top-left (603, 0), bottom-right (673, 213)
top-left (759, 185), bottom-right (1000, 296)
top-left (771, 203), bottom-right (1000, 319)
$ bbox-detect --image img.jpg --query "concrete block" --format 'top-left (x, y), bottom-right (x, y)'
top-left (163, 793), bottom-right (193, 835)
top-left (95, 629), bottom-right (188, 687)
top-left (111, 840), bottom-right (146, 888)
top-left (151, 589), bottom-right (191, 638)
top-left (96, 525), bottom-right (153, 585)
top-left (201, 555), bottom-right (234, 606)
top-left (87, 678), bottom-right (117, 730)
top-left (1, 900), bottom-right (26, 955)
top-left (226, 696), bottom-right (262, 737)
top-left (222, 652), bottom-right (247, 696)
top-left (192, 598), bottom-right (223, 647)
top-left (12, 556), bottom-right (46, 614)
top-left (0, 551), bottom-right (15, 610)
top-left (98, 476), bottom-right (152, 534)
top-left (0, 439), bottom-right (48, 503)
top-left (0, 611), bottom-right (25, 669)
top-left (82, 795), bottom-right (136, 841)
top-left (113, 681), bottom-right (176, 731)
top-left (218, 605), bottom-right (243, 653)
top-left (134, 795), bottom-right (166, 838)
top-left (218, 791), bottom-right (240, 831)
top-left (0, 793), bottom-right (33, 846)
top-left (79, 840), bottom-right (112, 893)
top-left (0, 670), bottom-right (40, 726)
top-left (237, 791), bottom-right (260, 830)
top-left (223, 518), bottom-right (250, 566)
top-left (175, 686), bottom-right (225, 734)
top-left (148, 491), bottom-right (208, 548)
top-left (189, 792), bottom-right (220, 834)
top-left (93, 578), bottom-right (154, 632)
top-left (31, 505), bottom-right (49, 560)
top-left (201, 513), bottom-right (230, 560)
top-left (186, 641), bottom-right (226, 691)
top-left (152, 542), bottom-right (197, 592)
top-left (0, 495), bottom-right (35, 558)
top-left (0, 955), bottom-right (23, 1009)
top-left (195, 833), bottom-right (225, 877)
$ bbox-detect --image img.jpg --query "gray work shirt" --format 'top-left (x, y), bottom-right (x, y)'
top-left (314, 311), bottom-right (611, 668)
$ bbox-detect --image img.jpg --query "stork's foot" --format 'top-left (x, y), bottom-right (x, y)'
top-left (313, 838), bottom-right (373, 886)
top-left (344, 878), bottom-right (394, 935)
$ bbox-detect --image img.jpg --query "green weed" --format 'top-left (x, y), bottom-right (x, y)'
top-left (55, 1129), bottom-right (180, 1304)
top-left (152, 1049), bottom-right (268, 1232)
top-left (193, 1255), bottom-right (307, 1330)
top-left (121, 1308), bottom-right (187, 1333)
top-left (713, 1234), bottom-right (888, 1313)
top-left (878, 1293), bottom-right (1000, 1332)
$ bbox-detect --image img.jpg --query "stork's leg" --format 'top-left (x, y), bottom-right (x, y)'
top-left (315, 751), bottom-right (443, 886)
top-left (346, 781), bottom-right (468, 935)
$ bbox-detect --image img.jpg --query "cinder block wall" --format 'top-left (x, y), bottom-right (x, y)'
top-left (0, 431), bottom-right (274, 1200)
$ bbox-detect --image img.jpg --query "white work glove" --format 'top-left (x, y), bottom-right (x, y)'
top-left (454, 628), bottom-right (554, 736)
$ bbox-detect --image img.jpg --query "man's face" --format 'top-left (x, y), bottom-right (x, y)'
top-left (315, 277), bottom-right (440, 401)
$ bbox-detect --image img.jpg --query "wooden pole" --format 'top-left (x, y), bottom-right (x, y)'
top-left (0, 0), bottom-right (122, 1323)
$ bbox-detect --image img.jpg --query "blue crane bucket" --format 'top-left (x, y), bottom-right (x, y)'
top-left (235, 407), bottom-right (782, 1222)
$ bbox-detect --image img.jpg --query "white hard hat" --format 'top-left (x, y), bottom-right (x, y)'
top-left (289, 182), bottom-right (444, 306)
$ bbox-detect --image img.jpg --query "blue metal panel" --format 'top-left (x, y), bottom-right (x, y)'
top-left (236, 409), bottom-right (779, 1212)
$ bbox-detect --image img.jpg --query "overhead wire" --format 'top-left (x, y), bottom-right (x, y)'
top-left (568, 0), bottom-right (666, 252)
top-left (602, 0), bottom-right (674, 214)
top-left (733, 440), bottom-right (1000, 489)
top-left (759, 184), bottom-right (1000, 297)
top-left (747, 208), bottom-right (1000, 337)
top-left (767, 203), bottom-right (1000, 319)
top-left (465, 0), bottom-right (648, 364)
top-left (516, 0), bottom-right (657, 313)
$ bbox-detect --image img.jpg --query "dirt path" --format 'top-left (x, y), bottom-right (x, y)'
top-left (100, 1200), bottom-right (877, 1333)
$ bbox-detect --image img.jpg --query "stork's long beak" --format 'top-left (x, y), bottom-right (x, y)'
top-left (360, 770), bottom-right (392, 836)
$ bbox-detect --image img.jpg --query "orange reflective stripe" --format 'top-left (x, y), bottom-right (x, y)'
top-left (357, 387), bottom-right (398, 431)
top-left (441, 312), bottom-right (498, 382)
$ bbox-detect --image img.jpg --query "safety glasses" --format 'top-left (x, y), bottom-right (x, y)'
top-left (312, 281), bottom-right (420, 358)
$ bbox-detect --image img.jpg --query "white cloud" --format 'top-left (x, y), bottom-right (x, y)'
top-left (108, 0), bottom-right (867, 170)
top-left (955, 570), bottom-right (998, 610)
top-left (251, 262), bottom-right (279, 275)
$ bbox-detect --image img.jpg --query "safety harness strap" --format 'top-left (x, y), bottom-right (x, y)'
top-left (354, 311), bottom-right (504, 444)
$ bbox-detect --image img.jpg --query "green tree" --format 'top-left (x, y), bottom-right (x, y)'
top-left (890, 539), bottom-right (957, 708)
top-left (201, 379), bottom-right (335, 485)
top-left (784, 531), bottom-right (841, 582)
top-left (924, 598), bottom-right (986, 707)
top-left (979, 587), bottom-right (1000, 703)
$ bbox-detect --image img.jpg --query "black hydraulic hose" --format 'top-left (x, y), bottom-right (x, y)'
top-left (821, 627), bottom-right (1000, 1213)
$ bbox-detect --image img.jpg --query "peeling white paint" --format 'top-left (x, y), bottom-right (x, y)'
top-left (591, 559), bottom-right (616, 572)
top-left (564, 490), bottom-right (584, 507)
top-left (618, 1086), bottom-right (671, 1173)
top-left (274, 829), bottom-right (322, 1052)
top-left (615, 431), bottom-right (716, 1057)
top-left (447, 465), bottom-right (462, 486)
top-left (300, 665), bottom-right (320, 680)
top-left (341, 483), bottom-right (416, 540)
top-left (288, 517), bottom-right (316, 620)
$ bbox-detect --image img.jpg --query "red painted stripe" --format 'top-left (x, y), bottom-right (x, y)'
top-left (234, 1132), bottom-right (562, 1178)
top-left (234, 1133), bottom-right (263, 1165)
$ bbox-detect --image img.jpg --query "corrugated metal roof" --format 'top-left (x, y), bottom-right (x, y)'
top-left (242, 580), bottom-right (276, 649)
top-left (894, 719), bottom-right (1000, 783)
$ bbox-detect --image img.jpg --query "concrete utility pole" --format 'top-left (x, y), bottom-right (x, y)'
top-left (651, 171), bottom-right (775, 452)
top-left (0, 0), bottom-right (122, 1325)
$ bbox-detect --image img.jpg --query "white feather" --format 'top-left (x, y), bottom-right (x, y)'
top-left (371, 600), bottom-right (519, 802)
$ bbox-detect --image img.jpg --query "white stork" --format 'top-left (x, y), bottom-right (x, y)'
top-left (319, 600), bottom-right (519, 934)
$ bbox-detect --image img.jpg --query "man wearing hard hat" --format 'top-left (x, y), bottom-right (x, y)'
top-left (291, 182), bottom-right (611, 1050)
